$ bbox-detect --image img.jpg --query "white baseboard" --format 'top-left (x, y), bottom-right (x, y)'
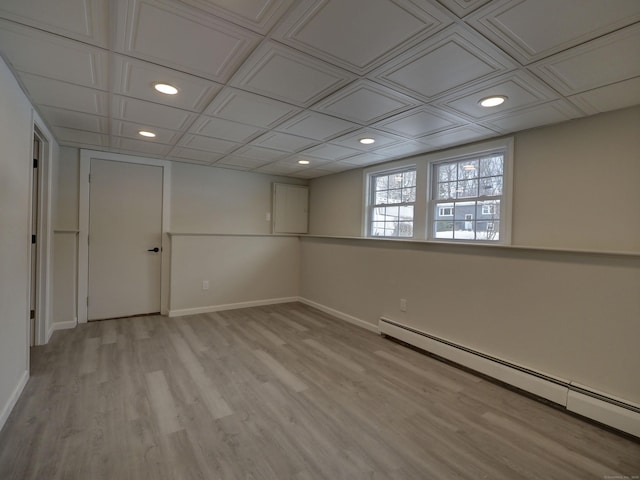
top-left (298, 297), bottom-right (379, 333)
top-left (169, 297), bottom-right (299, 317)
top-left (378, 317), bottom-right (640, 438)
top-left (567, 389), bottom-right (640, 438)
top-left (46, 318), bottom-right (77, 342)
top-left (0, 370), bottom-right (28, 433)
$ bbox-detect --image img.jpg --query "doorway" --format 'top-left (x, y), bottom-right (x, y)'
top-left (87, 159), bottom-right (163, 320)
top-left (29, 134), bottom-right (40, 345)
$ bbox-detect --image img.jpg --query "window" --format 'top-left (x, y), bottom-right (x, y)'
top-left (369, 168), bottom-right (416, 237)
top-left (439, 206), bottom-right (453, 217)
top-left (429, 145), bottom-right (510, 243)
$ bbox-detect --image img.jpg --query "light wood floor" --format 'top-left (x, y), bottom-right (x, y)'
top-left (1, 303), bottom-right (638, 479)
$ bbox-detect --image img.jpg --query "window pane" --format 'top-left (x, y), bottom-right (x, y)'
top-left (402, 186), bottom-right (416, 203)
top-left (434, 221), bottom-right (454, 239)
top-left (435, 202), bottom-right (454, 219)
top-left (398, 221), bottom-right (413, 237)
top-left (375, 190), bottom-right (388, 205)
top-left (477, 200), bottom-right (500, 219)
top-left (385, 206), bottom-right (400, 220)
top-left (375, 175), bottom-right (388, 190)
top-left (437, 181), bottom-right (456, 199)
top-left (458, 159), bottom-right (479, 180)
top-left (388, 173), bottom-right (403, 189)
top-left (480, 176), bottom-right (503, 196)
top-left (387, 188), bottom-right (402, 204)
top-left (477, 221), bottom-right (500, 241)
top-left (399, 205), bottom-right (414, 220)
top-left (456, 179), bottom-right (478, 198)
top-left (480, 155), bottom-right (503, 177)
top-left (403, 170), bottom-right (416, 187)
top-left (437, 163), bottom-right (456, 182)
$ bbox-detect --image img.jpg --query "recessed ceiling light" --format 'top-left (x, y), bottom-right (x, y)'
top-left (479, 95), bottom-right (507, 107)
top-left (359, 138), bottom-right (375, 145)
top-left (153, 83), bottom-right (178, 95)
top-left (298, 160), bottom-right (310, 165)
top-left (138, 130), bottom-right (156, 138)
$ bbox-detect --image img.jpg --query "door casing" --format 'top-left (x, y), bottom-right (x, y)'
top-left (78, 150), bottom-right (172, 323)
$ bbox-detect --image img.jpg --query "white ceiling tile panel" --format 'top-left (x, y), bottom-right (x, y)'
top-left (0, 0), bottom-right (109, 47)
top-left (418, 124), bottom-right (497, 148)
top-left (330, 128), bottom-right (406, 151)
top-left (436, 0), bottom-right (491, 18)
top-left (272, 0), bottom-right (453, 75)
top-left (110, 119), bottom-right (182, 145)
top-left (175, 0), bottom-right (294, 34)
top-left (112, 55), bottom-right (222, 112)
top-left (205, 88), bottom-right (302, 128)
top-left (300, 143), bottom-right (361, 161)
top-left (216, 155), bottom-right (271, 168)
top-left (568, 78), bottom-right (640, 116)
top-left (467, 0), bottom-right (640, 65)
top-left (52, 127), bottom-right (109, 147)
top-left (250, 132), bottom-right (318, 152)
top-left (166, 157), bottom-right (213, 166)
top-left (274, 111), bottom-right (358, 141)
top-left (255, 161), bottom-right (303, 175)
top-left (373, 141), bottom-right (432, 159)
top-left (230, 145), bottom-right (290, 161)
top-left (38, 106), bottom-right (108, 133)
top-left (168, 147), bottom-right (224, 163)
top-left (289, 168), bottom-right (335, 179)
top-left (19, 74), bottom-right (108, 115)
top-left (340, 152), bottom-right (388, 166)
top-left (530, 24), bottom-right (640, 96)
top-left (230, 41), bottom-right (355, 107)
top-left (112, 96), bottom-right (197, 131)
top-left (437, 70), bottom-right (559, 120)
top-left (481, 100), bottom-right (583, 134)
top-left (372, 25), bottom-right (516, 101)
top-left (189, 116), bottom-right (265, 143)
top-left (177, 134), bottom-right (239, 153)
top-left (114, 0), bottom-right (261, 82)
top-left (0, 20), bottom-right (108, 89)
top-left (111, 136), bottom-right (173, 156)
top-left (372, 106), bottom-right (465, 138)
top-left (311, 79), bottom-right (420, 125)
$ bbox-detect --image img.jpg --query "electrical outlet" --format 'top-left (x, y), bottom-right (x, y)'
top-left (202, 280), bottom-right (209, 290)
top-left (400, 298), bottom-right (407, 312)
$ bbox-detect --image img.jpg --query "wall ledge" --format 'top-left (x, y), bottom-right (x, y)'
top-left (300, 234), bottom-right (640, 258)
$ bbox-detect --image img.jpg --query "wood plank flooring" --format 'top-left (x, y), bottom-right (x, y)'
top-left (0, 303), bottom-right (638, 479)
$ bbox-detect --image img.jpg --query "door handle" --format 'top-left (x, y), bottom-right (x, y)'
top-left (147, 247), bottom-right (160, 253)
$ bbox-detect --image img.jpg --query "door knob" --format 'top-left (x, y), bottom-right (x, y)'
top-left (147, 247), bottom-right (160, 253)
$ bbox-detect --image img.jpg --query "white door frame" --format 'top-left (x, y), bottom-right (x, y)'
top-left (31, 117), bottom-right (54, 346)
top-left (78, 150), bottom-right (172, 323)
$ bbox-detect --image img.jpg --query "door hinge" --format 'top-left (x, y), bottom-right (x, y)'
top-left (31, 234), bottom-right (36, 244)
top-left (33, 158), bottom-right (38, 168)
top-left (30, 309), bottom-right (35, 320)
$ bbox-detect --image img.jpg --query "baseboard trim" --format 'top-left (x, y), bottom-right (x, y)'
top-left (169, 297), bottom-right (299, 317)
top-left (298, 298), bottom-right (379, 333)
top-left (47, 318), bottom-right (77, 342)
top-left (0, 370), bottom-right (28, 433)
top-left (378, 316), bottom-right (640, 438)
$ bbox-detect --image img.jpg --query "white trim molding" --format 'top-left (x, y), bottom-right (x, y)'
top-left (298, 297), bottom-right (379, 333)
top-left (0, 370), bottom-right (28, 433)
top-left (169, 297), bottom-right (299, 317)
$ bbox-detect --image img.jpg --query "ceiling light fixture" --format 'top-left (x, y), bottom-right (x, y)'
top-left (138, 130), bottom-right (156, 138)
top-left (154, 83), bottom-right (178, 95)
top-left (359, 138), bottom-right (375, 145)
top-left (298, 160), bottom-right (310, 165)
top-left (479, 95), bottom-right (507, 107)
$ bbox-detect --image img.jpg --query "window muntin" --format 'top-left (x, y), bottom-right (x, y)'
top-left (431, 152), bottom-right (505, 242)
top-left (369, 168), bottom-right (416, 237)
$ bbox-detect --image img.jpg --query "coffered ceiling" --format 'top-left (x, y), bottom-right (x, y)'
top-left (1, 0), bottom-right (638, 178)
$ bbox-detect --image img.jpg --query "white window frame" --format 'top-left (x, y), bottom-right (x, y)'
top-left (426, 138), bottom-right (514, 244)
top-left (363, 158), bottom-right (425, 238)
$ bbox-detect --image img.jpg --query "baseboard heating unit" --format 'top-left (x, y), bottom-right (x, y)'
top-left (379, 317), bottom-right (640, 438)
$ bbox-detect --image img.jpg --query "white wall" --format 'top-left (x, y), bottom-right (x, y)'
top-left (169, 162), bottom-right (305, 313)
top-left (302, 107), bottom-right (640, 406)
top-left (0, 57), bottom-right (35, 428)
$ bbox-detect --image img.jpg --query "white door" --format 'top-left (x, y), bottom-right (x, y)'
top-left (88, 159), bottom-right (163, 320)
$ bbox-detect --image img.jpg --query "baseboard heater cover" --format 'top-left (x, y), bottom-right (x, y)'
top-left (379, 317), bottom-right (640, 438)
